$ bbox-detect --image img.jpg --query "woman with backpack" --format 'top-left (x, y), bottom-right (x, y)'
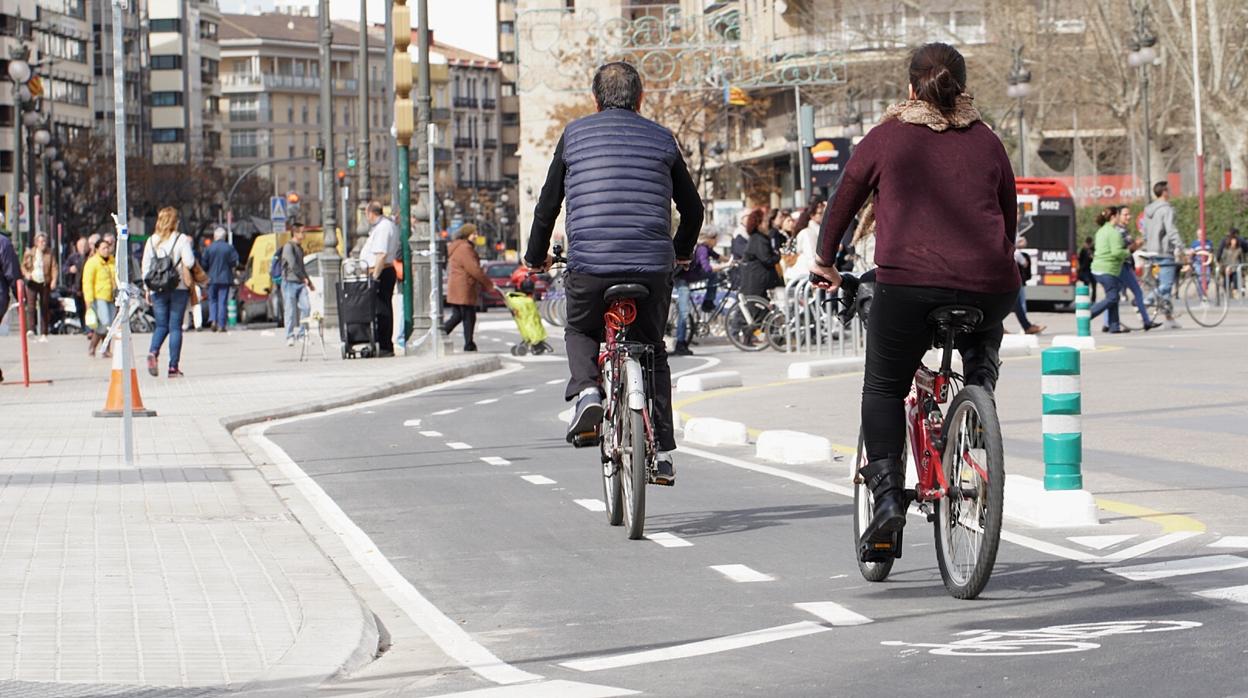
top-left (142, 206), bottom-right (196, 377)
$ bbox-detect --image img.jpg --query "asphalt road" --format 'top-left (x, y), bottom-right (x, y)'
top-left (267, 320), bottom-right (1248, 697)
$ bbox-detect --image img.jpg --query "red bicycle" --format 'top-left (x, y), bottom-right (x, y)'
top-left (841, 276), bottom-right (1005, 599)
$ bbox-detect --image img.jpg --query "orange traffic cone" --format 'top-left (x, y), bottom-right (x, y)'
top-left (93, 336), bottom-right (157, 418)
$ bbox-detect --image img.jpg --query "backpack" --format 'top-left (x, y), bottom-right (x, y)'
top-left (269, 250), bottom-right (283, 283)
top-left (144, 233), bottom-right (183, 294)
top-left (1017, 251), bottom-right (1033, 283)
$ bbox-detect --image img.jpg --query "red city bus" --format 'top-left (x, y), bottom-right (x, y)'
top-left (1015, 178), bottom-right (1077, 305)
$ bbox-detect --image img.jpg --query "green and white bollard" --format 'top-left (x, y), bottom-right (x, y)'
top-left (227, 298), bottom-right (238, 327)
top-left (1042, 346), bottom-right (1082, 491)
top-left (1074, 283), bottom-right (1091, 337)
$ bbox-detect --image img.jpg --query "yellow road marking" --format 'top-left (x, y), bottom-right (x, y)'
top-left (1094, 498), bottom-right (1206, 533)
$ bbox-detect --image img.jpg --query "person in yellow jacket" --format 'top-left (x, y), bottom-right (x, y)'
top-left (82, 237), bottom-right (117, 358)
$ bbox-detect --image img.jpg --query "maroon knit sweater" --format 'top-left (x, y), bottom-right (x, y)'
top-left (817, 118), bottom-right (1021, 294)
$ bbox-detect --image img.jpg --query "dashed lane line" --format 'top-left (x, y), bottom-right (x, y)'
top-left (447, 442), bottom-right (473, 450)
top-left (521, 475), bottom-right (557, 485)
top-left (480, 456), bottom-right (511, 466)
top-left (710, 564), bottom-right (774, 583)
top-left (475, 398), bottom-right (500, 405)
top-left (574, 499), bottom-right (606, 512)
top-left (1107, 554), bottom-right (1248, 581)
top-left (403, 419), bottom-right (422, 427)
top-left (1195, 584), bottom-right (1248, 604)
top-left (559, 621), bottom-right (828, 673)
top-left (432, 408), bottom-right (461, 416)
top-left (419, 430), bottom-right (443, 437)
top-left (794, 602), bottom-right (873, 626)
top-left (645, 532), bottom-right (693, 548)
top-left (514, 388), bottom-right (536, 395)
top-left (546, 379), bottom-right (563, 385)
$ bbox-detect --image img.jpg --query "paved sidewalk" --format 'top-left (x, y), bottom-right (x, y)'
top-left (0, 327), bottom-right (498, 695)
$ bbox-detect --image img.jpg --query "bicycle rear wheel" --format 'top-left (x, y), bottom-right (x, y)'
top-left (601, 400), bottom-right (623, 527)
top-left (1182, 274), bottom-right (1228, 327)
top-left (724, 295), bottom-right (772, 352)
top-left (852, 429), bottom-right (894, 582)
top-left (934, 385), bottom-right (1004, 600)
top-left (764, 310), bottom-right (788, 352)
top-left (621, 407), bottom-right (647, 540)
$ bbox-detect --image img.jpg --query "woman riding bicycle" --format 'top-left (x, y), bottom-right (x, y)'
top-left (811, 43), bottom-right (1021, 559)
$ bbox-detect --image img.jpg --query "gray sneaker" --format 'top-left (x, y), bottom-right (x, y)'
top-left (653, 452), bottom-right (675, 486)
top-left (566, 392), bottom-right (604, 444)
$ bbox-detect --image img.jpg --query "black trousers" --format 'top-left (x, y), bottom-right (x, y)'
top-left (564, 271), bottom-right (676, 451)
top-left (442, 304), bottom-right (477, 347)
top-left (862, 283), bottom-right (1016, 464)
top-left (374, 266), bottom-right (397, 351)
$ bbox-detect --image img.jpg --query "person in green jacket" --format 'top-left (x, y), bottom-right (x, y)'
top-left (1089, 206), bottom-right (1130, 333)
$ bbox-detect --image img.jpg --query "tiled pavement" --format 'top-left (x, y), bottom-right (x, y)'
top-left (0, 327), bottom-right (497, 693)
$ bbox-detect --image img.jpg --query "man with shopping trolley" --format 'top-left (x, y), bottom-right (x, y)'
top-left (524, 61), bottom-right (704, 485)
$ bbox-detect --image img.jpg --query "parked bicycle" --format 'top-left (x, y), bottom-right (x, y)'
top-left (833, 273), bottom-right (1005, 600)
top-left (1178, 249), bottom-right (1229, 327)
top-left (667, 269), bottom-right (774, 352)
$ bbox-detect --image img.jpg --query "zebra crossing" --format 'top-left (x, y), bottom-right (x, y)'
top-left (1101, 535), bottom-right (1248, 606)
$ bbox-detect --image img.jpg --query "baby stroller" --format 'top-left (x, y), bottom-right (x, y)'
top-left (502, 276), bottom-right (553, 356)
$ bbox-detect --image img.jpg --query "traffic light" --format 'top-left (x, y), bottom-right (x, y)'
top-left (347, 146), bottom-right (356, 169)
top-left (336, 169), bottom-right (346, 185)
top-left (314, 147), bottom-right (325, 165)
top-left (285, 191), bottom-right (301, 222)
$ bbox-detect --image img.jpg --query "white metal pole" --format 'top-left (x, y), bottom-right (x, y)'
top-left (111, 0), bottom-right (134, 466)
top-left (1189, 0), bottom-right (1207, 246)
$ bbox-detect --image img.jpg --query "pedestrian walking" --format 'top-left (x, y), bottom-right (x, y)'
top-left (142, 206), bottom-right (196, 377)
top-left (442, 223), bottom-right (494, 352)
top-left (82, 237), bottom-right (116, 357)
top-left (738, 208), bottom-right (779, 299)
top-left (359, 201), bottom-right (399, 357)
top-left (1141, 181), bottom-right (1182, 328)
top-left (201, 226), bottom-right (239, 332)
top-left (20, 231), bottom-right (56, 335)
top-left (1012, 235), bottom-right (1045, 335)
top-left (1107, 205), bottom-right (1160, 332)
top-left (0, 232), bottom-right (19, 383)
top-left (280, 222), bottom-right (314, 346)
top-left (63, 236), bottom-right (89, 334)
top-left (1089, 206), bottom-right (1130, 334)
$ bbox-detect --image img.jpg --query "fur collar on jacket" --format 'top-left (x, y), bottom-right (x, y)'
top-left (848, 94), bottom-right (981, 246)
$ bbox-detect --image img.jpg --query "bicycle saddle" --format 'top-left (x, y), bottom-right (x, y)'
top-left (604, 283), bottom-right (649, 302)
top-left (926, 305), bottom-right (984, 335)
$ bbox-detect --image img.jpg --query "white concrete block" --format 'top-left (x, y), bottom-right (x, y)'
top-left (1002, 333), bottom-right (1040, 349)
top-left (1004, 474), bottom-right (1101, 528)
top-left (1051, 335), bottom-right (1097, 352)
top-left (675, 370), bottom-right (743, 393)
top-left (755, 430), bottom-right (833, 464)
top-left (682, 418), bottom-right (750, 447)
top-left (787, 356), bottom-right (865, 379)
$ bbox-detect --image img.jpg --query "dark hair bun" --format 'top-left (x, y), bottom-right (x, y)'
top-left (909, 43), bottom-right (967, 116)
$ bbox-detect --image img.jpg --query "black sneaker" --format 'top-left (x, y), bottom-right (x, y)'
top-left (566, 392), bottom-right (604, 444)
top-left (653, 453), bottom-right (675, 486)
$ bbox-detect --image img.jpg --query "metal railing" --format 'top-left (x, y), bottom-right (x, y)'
top-left (776, 277), bottom-right (864, 356)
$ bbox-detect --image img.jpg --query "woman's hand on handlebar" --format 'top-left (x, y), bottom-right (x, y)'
top-left (809, 260), bottom-right (843, 292)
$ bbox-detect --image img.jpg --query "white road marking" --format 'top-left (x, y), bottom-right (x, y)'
top-left (1102, 531), bottom-right (1201, 562)
top-left (433, 408), bottom-right (461, 416)
top-left (403, 419), bottom-right (422, 427)
top-left (514, 388), bottom-right (536, 395)
top-left (546, 379), bottom-right (563, 385)
top-left (480, 456), bottom-right (511, 466)
top-left (710, 564), bottom-right (774, 583)
top-left (1107, 554), bottom-right (1248, 581)
top-left (1209, 536), bottom-right (1248, 549)
top-left (447, 442), bottom-right (473, 450)
top-left (670, 355), bottom-right (722, 379)
top-left (1067, 534), bottom-right (1138, 550)
top-left (419, 430), bottom-right (443, 437)
top-left (560, 621), bottom-right (828, 672)
top-left (1196, 584), bottom-right (1248, 604)
top-left (678, 446), bottom-right (854, 498)
top-left (645, 532), bottom-right (693, 548)
top-left (575, 499), bottom-right (606, 512)
top-left (794, 602), bottom-right (873, 626)
top-left (422, 680), bottom-right (638, 698)
top-left (521, 475), bottom-right (556, 485)
top-left (1000, 531), bottom-right (1100, 563)
top-left (475, 398), bottom-right (500, 405)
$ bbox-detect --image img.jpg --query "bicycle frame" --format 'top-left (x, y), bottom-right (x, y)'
top-left (903, 342), bottom-right (987, 504)
top-left (599, 298), bottom-right (657, 465)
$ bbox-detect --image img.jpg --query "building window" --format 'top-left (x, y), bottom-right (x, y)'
top-left (149, 18), bottom-right (181, 33)
top-left (287, 104), bottom-right (294, 122)
top-left (38, 32), bottom-right (87, 62)
top-left (151, 91), bottom-right (183, 107)
top-left (199, 20), bottom-right (217, 40)
top-left (36, 0), bottom-right (85, 19)
top-left (151, 54), bottom-right (182, 70)
top-left (152, 128), bottom-right (184, 143)
top-left (288, 141), bottom-right (294, 157)
top-left (202, 58), bottom-right (219, 79)
top-left (563, 0), bottom-right (574, 9)
top-left (301, 104), bottom-right (309, 124)
top-left (499, 51), bottom-right (516, 64)
top-left (48, 78), bottom-right (89, 106)
top-left (230, 97), bottom-right (260, 122)
top-left (499, 21), bottom-right (514, 34)
top-left (231, 129), bottom-right (259, 157)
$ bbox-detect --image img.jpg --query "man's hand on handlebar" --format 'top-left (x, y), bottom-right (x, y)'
top-left (809, 260), bottom-right (843, 292)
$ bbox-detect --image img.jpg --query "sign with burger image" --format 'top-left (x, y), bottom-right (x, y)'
top-left (809, 137), bottom-right (852, 188)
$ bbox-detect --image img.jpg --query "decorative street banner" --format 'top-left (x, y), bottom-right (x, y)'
top-left (810, 138), bottom-right (852, 188)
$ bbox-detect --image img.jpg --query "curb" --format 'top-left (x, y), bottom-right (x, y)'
top-left (676, 370), bottom-right (743, 393)
top-left (756, 429), bottom-right (833, 464)
top-left (787, 356), bottom-right (864, 379)
top-left (222, 355), bottom-right (502, 432)
top-left (683, 417), bottom-right (749, 447)
top-left (225, 354), bottom-right (502, 687)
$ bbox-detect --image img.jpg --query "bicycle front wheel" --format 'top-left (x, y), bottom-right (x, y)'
top-left (621, 407), bottom-right (647, 540)
top-left (1182, 274), bottom-right (1228, 327)
top-left (934, 385), bottom-right (1004, 600)
top-left (724, 295), bottom-right (772, 352)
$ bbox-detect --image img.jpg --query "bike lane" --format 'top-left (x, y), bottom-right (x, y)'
top-left (262, 357), bottom-right (1246, 696)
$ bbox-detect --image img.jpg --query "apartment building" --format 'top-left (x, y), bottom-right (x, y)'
top-left (91, 0), bottom-right (146, 155)
top-left (148, 0), bottom-right (223, 164)
top-left (219, 11), bottom-right (389, 226)
top-left (496, 0), bottom-right (518, 225)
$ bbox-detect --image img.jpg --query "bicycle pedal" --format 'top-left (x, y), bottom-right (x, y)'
top-left (570, 432), bottom-right (601, 448)
top-left (650, 476), bottom-right (675, 487)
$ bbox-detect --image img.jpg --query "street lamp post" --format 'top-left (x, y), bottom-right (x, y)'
top-left (1007, 46), bottom-right (1032, 178)
top-left (7, 46), bottom-right (31, 252)
top-left (1128, 2), bottom-right (1158, 199)
top-left (355, 0), bottom-right (371, 240)
top-left (317, 0), bottom-right (341, 329)
top-left (391, 0), bottom-right (415, 347)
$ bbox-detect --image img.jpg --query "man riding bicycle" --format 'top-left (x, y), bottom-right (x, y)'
top-left (524, 61), bottom-right (704, 485)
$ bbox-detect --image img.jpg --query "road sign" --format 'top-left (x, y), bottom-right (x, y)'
top-left (270, 195), bottom-right (287, 234)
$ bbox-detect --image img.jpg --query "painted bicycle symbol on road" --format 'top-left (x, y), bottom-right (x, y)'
top-left (882, 620), bottom-right (1202, 657)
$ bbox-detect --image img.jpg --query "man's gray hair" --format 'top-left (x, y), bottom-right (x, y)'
top-left (592, 62), bottom-right (643, 111)
top-left (213, 226), bottom-right (227, 241)
top-left (367, 201), bottom-right (384, 216)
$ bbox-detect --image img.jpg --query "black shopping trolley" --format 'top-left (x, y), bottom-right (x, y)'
top-left (337, 260), bottom-right (379, 359)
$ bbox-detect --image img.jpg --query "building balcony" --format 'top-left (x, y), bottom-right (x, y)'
top-left (230, 144), bottom-right (261, 158)
top-left (433, 147), bottom-right (453, 162)
top-left (431, 107), bottom-right (451, 122)
top-left (480, 98), bottom-right (496, 110)
top-left (220, 73), bottom-right (357, 94)
top-left (453, 137), bottom-right (476, 148)
top-left (457, 179), bottom-right (505, 191)
top-left (482, 138), bottom-right (498, 149)
top-left (453, 96), bottom-right (478, 109)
